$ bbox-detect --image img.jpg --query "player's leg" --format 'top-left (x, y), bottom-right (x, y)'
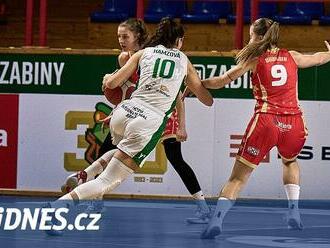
top-left (46, 149), bottom-right (137, 236)
top-left (163, 138), bottom-right (210, 224)
top-left (68, 99), bottom-right (166, 202)
top-left (62, 148), bottom-right (117, 193)
top-left (201, 113), bottom-right (277, 239)
top-left (79, 133), bottom-right (118, 213)
top-left (52, 150), bottom-right (138, 206)
top-left (201, 160), bottom-right (253, 239)
top-left (282, 158), bottom-right (303, 230)
top-left (278, 114), bottom-right (307, 230)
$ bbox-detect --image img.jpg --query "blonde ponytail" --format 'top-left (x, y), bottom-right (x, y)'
top-left (236, 19), bottom-right (280, 64)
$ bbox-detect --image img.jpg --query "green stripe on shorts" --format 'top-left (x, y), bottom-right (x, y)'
top-left (133, 115), bottom-right (169, 166)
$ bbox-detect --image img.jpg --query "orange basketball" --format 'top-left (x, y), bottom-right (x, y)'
top-left (103, 80), bottom-right (136, 105)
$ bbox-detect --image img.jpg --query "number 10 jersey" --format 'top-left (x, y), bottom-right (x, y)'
top-left (131, 45), bottom-right (188, 116)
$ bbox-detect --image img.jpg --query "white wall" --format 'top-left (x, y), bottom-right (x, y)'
top-left (17, 94), bottom-right (330, 199)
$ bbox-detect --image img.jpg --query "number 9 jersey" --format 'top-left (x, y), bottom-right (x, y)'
top-left (251, 48), bottom-right (302, 115)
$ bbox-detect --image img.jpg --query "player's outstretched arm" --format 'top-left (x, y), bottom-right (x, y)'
top-left (290, 41), bottom-right (330, 68)
top-left (186, 61), bottom-right (213, 106)
top-left (103, 50), bottom-right (143, 89)
top-left (202, 60), bottom-right (255, 89)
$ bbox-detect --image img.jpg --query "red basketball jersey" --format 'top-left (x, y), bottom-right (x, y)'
top-left (251, 49), bottom-right (302, 115)
top-left (123, 52), bottom-right (139, 100)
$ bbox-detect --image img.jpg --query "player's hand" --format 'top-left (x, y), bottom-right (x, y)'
top-left (176, 127), bottom-right (187, 142)
top-left (102, 74), bottom-right (112, 92)
top-left (102, 70), bottom-right (118, 91)
top-left (182, 87), bottom-right (194, 99)
top-left (325, 40), bottom-right (330, 52)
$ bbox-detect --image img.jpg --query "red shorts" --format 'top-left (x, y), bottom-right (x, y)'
top-left (237, 113), bottom-right (308, 168)
top-left (161, 109), bottom-right (178, 141)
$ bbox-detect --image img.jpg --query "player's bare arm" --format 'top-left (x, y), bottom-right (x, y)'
top-left (103, 50), bottom-right (143, 89)
top-left (186, 60), bottom-right (213, 106)
top-left (202, 59), bottom-right (256, 89)
top-left (290, 41), bottom-right (330, 68)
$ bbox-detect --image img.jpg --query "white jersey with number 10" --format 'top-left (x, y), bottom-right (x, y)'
top-left (131, 45), bottom-right (188, 115)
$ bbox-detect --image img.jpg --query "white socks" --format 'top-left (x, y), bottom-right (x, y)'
top-left (192, 191), bottom-right (205, 201)
top-left (53, 157), bottom-right (133, 206)
top-left (84, 149), bottom-right (117, 181)
top-left (73, 157), bottom-right (133, 200)
top-left (214, 197), bottom-right (234, 220)
top-left (284, 184), bottom-right (300, 209)
top-left (192, 191), bottom-right (209, 213)
top-left (51, 193), bottom-right (75, 209)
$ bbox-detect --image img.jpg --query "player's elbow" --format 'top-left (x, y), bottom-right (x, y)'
top-left (207, 98), bottom-right (214, 106)
top-left (202, 97), bottom-right (213, 107)
top-left (318, 56), bottom-right (330, 66)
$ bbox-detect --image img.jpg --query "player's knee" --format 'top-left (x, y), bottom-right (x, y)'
top-left (282, 158), bottom-right (297, 167)
top-left (101, 149), bottom-right (117, 163)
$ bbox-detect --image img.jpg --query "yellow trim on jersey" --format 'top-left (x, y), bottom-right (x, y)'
top-left (259, 83), bottom-right (268, 112)
top-left (236, 156), bottom-right (257, 169)
top-left (246, 113), bottom-right (260, 139)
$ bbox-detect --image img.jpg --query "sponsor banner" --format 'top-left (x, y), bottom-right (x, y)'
top-left (0, 94), bottom-right (18, 188)
top-left (17, 94), bottom-right (214, 196)
top-left (0, 54), bottom-right (118, 95)
top-left (15, 94), bottom-right (330, 199)
top-left (1, 52), bottom-right (330, 100)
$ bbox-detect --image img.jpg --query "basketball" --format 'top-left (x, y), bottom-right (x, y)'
top-left (104, 80), bottom-right (136, 105)
top-left (104, 87), bottom-right (123, 105)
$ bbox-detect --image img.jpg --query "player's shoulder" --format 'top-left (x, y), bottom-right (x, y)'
top-left (118, 52), bottom-right (130, 67)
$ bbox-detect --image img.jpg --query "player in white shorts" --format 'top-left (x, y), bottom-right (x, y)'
top-left (46, 18), bottom-right (213, 235)
top-left (110, 98), bottom-right (168, 166)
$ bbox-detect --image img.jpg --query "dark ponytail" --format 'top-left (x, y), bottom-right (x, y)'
top-left (144, 17), bottom-right (184, 48)
top-left (236, 18), bottom-right (280, 64)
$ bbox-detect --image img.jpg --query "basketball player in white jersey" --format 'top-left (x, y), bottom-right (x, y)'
top-left (46, 18), bottom-right (213, 235)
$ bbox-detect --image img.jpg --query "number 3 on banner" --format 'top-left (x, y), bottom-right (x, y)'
top-left (271, 64), bottom-right (287, 87)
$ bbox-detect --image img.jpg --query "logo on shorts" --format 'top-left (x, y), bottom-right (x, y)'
top-left (138, 153), bottom-right (147, 160)
top-left (274, 119), bottom-right (292, 131)
top-left (247, 146), bottom-right (260, 156)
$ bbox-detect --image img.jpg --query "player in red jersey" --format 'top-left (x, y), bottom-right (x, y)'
top-left (98, 18), bottom-right (148, 156)
top-left (200, 18), bottom-right (330, 239)
top-left (61, 18), bottom-right (148, 211)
